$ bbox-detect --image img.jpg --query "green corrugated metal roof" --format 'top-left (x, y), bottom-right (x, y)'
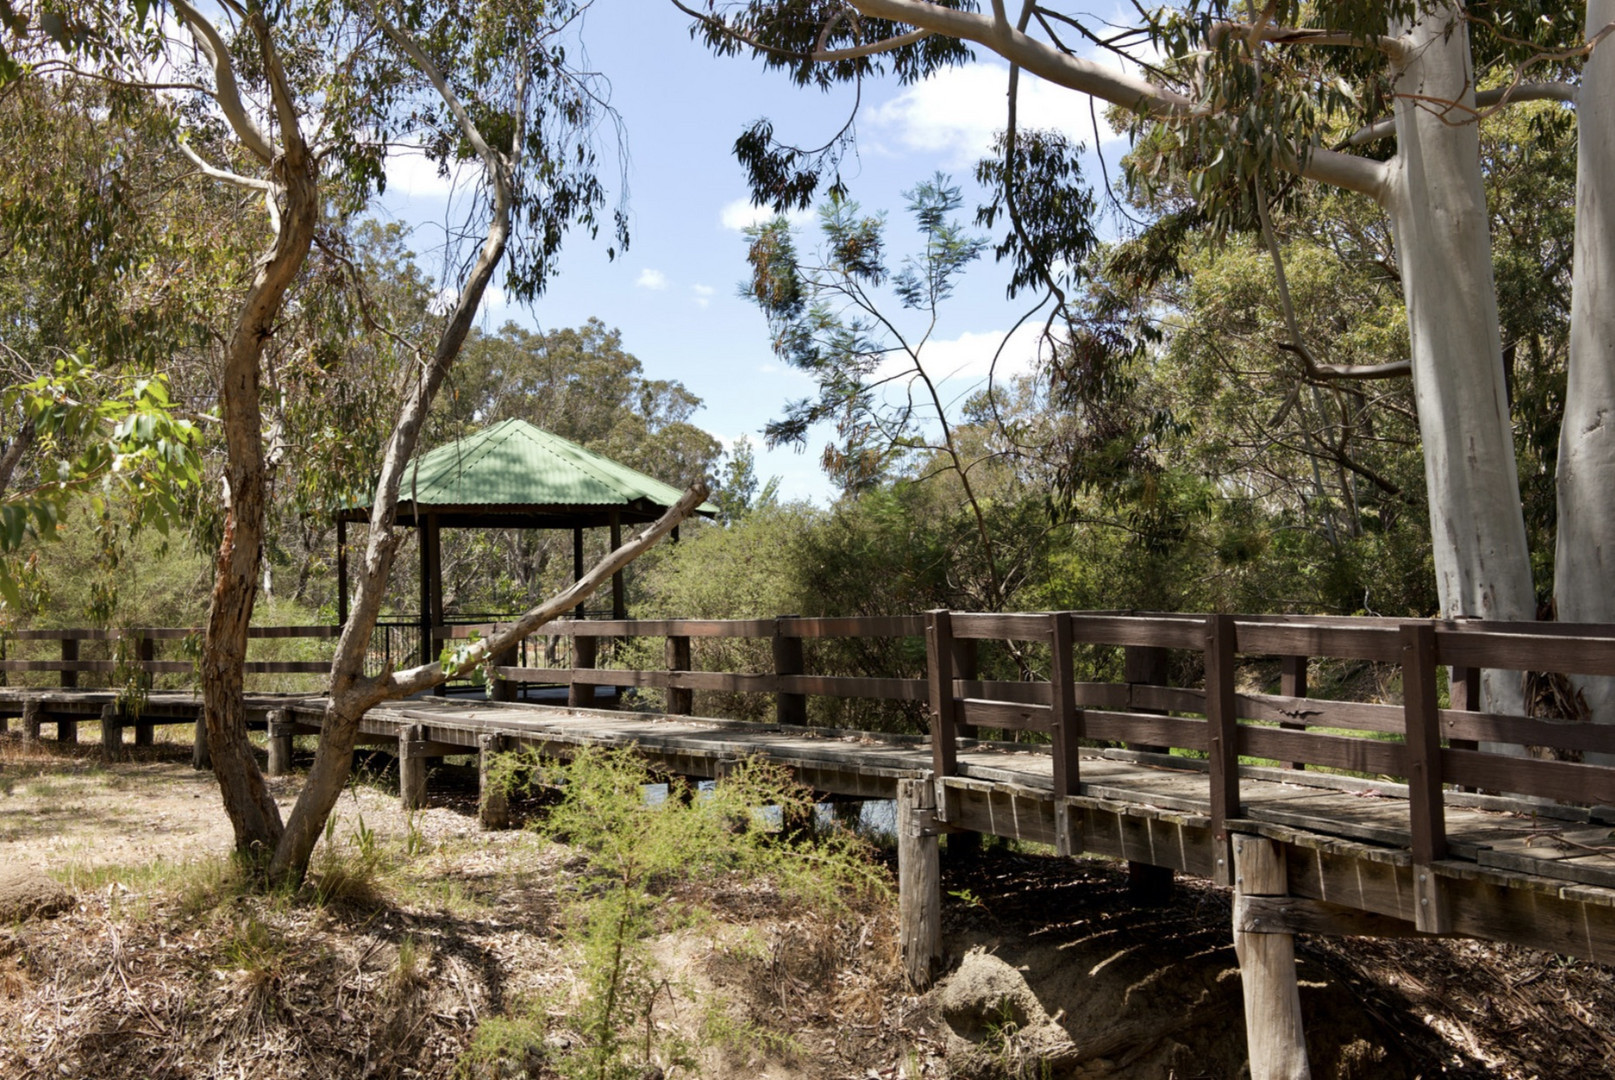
top-left (388, 419), bottom-right (716, 513)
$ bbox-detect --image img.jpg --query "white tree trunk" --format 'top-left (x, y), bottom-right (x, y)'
top-left (1555, 0), bottom-right (1615, 760)
top-left (1383, 3), bottom-right (1535, 718)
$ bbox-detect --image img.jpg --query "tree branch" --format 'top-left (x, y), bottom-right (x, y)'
top-left (1347, 82), bottom-right (1578, 146)
top-left (847, 0), bottom-right (1191, 113)
top-left (168, 0), bottom-right (274, 164)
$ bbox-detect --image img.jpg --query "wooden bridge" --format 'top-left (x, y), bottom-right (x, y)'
top-left (5, 610), bottom-right (1615, 1078)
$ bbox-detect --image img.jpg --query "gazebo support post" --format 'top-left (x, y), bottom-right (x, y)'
top-left (427, 514), bottom-right (445, 696)
top-left (418, 517), bottom-right (433, 673)
top-left (609, 510), bottom-right (625, 621)
top-left (573, 526), bottom-right (585, 619)
top-left (609, 510), bottom-right (624, 704)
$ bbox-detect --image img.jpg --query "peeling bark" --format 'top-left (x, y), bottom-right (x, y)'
top-left (1555, 0), bottom-right (1615, 760)
top-left (1380, 4), bottom-right (1535, 721)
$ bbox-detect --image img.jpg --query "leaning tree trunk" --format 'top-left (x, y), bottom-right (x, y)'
top-left (1555, 0), bottom-right (1615, 762)
top-left (202, 149), bottom-right (319, 858)
top-left (1383, 3), bottom-right (1535, 718)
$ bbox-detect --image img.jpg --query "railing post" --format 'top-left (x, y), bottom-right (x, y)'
top-left (135, 634), bottom-right (155, 746)
top-left (952, 636), bottom-right (979, 743)
top-left (1205, 614), bottom-right (1239, 887)
top-left (568, 633), bottom-right (598, 709)
top-left (490, 640), bottom-right (516, 703)
top-left (1124, 642), bottom-right (1168, 754)
top-left (60, 636), bottom-right (78, 689)
top-left (1448, 663), bottom-right (1480, 792)
top-left (1401, 621), bottom-right (1450, 933)
top-left (772, 615), bottom-right (806, 726)
top-left (1278, 655), bottom-right (1308, 770)
top-left (666, 634), bottom-right (692, 715)
top-left (1050, 612), bottom-right (1082, 856)
top-left (925, 609), bottom-right (959, 781)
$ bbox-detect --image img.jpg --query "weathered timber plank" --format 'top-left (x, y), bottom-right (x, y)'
top-left (1477, 830), bottom-right (1615, 888)
top-left (781, 616), bottom-right (926, 638)
top-left (950, 612), bottom-right (1052, 642)
top-left (1237, 726), bottom-right (1406, 777)
top-left (1437, 629), bottom-right (1615, 676)
top-left (1443, 748), bottom-right (1615, 806)
top-left (944, 780), bottom-right (1058, 846)
top-left (552, 618), bottom-right (778, 638)
top-left (0, 660), bottom-right (193, 674)
top-left (1234, 894), bottom-right (1433, 939)
top-left (1440, 709), bottom-right (1615, 757)
top-left (1233, 621), bottom-right (1402, 662)
top-left (1237, 693), bottom-right (1404, 734)
top-left (782, 674), bottom-right (927, 701)
top-left (1250, 790), bottom-right (1421, 849)
top-left (1065, 614), bottom-right (1207, 649)
top-left (1077, 801), bottom-right (1217, 876)
top-left (955, 679), bottom-right (1052, 705)
top-left (959, 698), bottom-right (1052, 732)
top-left (1082, 710), bottom-right (1208, 750)
top-left (1132, 684), bottom-right (1204, 713)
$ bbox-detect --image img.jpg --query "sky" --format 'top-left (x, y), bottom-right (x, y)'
top-left (375, 2), bottom-right (1130, 504)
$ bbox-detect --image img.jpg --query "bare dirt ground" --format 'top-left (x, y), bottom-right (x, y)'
top-left (3, 729), bottom-right (1614, 1079)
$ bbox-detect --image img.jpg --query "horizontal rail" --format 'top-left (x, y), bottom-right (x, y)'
top-left (5, 625), bottom-right (341, 641)
top-left (0, 660), bottom-right (329, 674)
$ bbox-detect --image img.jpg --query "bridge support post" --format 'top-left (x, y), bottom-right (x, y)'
top-left (134, 637), bottom-right (154, 747)
top-left (400, 724), bottom-right (428, 811)
top-left (22, 699), bottom-right (40, 743)
top-left (266, 710), bottom-right (294, 776)
top-left (1232, 834), bottom-right (1311, 1080)
top-left (479, 733), bottom-right (510, 830)
top-left (192, 716), bottom-right (210, 770)
top-left (99, 704), bottom-right (121, 763)
top-left (56, 714), bottom-right (77, 744)
top-left (897, 778), bottom-right (943, 990)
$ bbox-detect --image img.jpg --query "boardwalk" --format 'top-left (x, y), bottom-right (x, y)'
top-left (7, 608), bottom-right (1615, 1078)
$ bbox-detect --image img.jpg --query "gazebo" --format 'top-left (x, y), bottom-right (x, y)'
top-left (336, 418), bottom-right (716, 671)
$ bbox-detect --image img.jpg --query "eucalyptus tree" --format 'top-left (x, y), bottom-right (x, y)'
top-left (4, 0), bottom-right (704, 879)
top-left (681, 0), bottom-right (1609, 721)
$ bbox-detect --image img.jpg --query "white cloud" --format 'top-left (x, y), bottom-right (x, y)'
top-left (692, 283), bottom-right (715, 308)
top-left (867, 62), bottom-right (1123, 168)
top-left (719, 197), bottom-right (815, 233)
top-left (384, 147), bottom-right (460, 200)
top-left (635, 268), bottom-right (669, 290)
top-left (876, 323), bottom-right (1054, 384)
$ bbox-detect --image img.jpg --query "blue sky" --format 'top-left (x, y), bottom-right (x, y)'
top-left (377, 2), bottom-right (1126, 504)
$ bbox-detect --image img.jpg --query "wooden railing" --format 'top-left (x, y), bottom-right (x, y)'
top-left (10, 611), bottom-right (1615, 888)
top-left (462, 609), bottom-right (1615, 909)
top-left (0, 625), bottom-right (341, 682)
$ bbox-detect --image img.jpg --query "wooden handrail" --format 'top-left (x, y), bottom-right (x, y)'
top-left (11, 609), bottom-right (1615, 827)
